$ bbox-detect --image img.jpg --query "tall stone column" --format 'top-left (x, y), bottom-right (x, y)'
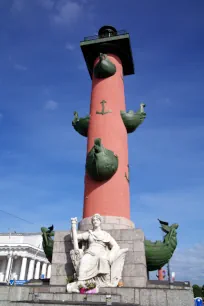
top-left (47, 264), bottom-right (51, 279)
top-left (84, 54), bottom-right (130, 219)
top-left (0, 258), bottom-right (7, 282)
top-left (41, 263), bottom-right (47, 278)
top-left (19, 257), bottom-right (27, 280)
top-left (4, 254), bottom-right (12, 282)
top-left (34, 261), bottom-right (41, 280)
top-left (27, 259), bottom-right (35, 280)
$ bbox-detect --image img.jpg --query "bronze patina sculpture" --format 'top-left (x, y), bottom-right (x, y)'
top-left (72, 103), bottom-right (146, 137)
top-left (120, 103), bottom-right (146, 133)
top-left (94, 53), bottom-right (116, 79)
top-left (41, 225), bottom-right (54, 263)
top-left (42, 219), bottom-right (178, 272)
top-left (85, 138), bottom-right (118, 181)
top-left (72, 111), bottom-right (90, 137)
top-left (145, 219), bottom-right (179, 271)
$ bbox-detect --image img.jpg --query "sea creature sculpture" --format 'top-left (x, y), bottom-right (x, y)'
top-left (72, 111), bottom-right (90, 137)
top-left (41, 225), bottom-right (55, 263)
top-left (145, 219), bottom-right (179, 271)
top-left (120, 103), bottom-right (146, 133)
top-left (86, 138), bottom-right (118, 181)
top-left (94, 53), bottom-right (116, 79)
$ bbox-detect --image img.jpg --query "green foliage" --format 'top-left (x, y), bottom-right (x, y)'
top-left (85, 281), bottom-right (96, 289)
top-left (78, 280), bottom-right (96, 290)
top-left (192, 284), bottom-right (203, 298)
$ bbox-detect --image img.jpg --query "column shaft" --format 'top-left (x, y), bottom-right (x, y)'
top-left (0, 258), bottom-right (7, 282)
top-left (19, 257), bottom-right (27, 280)
top-left (4, 256), bottom-right (12, 282)
top-left (34, 261), bottom-right (41, 279)
top-left (27, 259), bottom-right (35, 280)
top-left (84, 54), bottom-right (130, 219)
top-left (41, 263), bottom-right (47, 278)
top-left (47, 264), bottom-right (51, 279)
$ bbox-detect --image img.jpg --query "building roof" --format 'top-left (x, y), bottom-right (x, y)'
top-left (0, 233), bottom-right (41, 236)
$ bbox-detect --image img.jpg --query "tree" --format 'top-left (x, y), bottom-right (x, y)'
top-left (202, 285), bottom-right (204, 298)
top-left (192, 284), bottom-right (202, 298)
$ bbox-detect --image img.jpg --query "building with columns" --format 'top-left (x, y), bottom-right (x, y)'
top-left (0, 232), bottom-right (51, 283)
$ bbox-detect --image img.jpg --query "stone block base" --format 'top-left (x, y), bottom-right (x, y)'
top-left (0, 284), bottom-right (194, 306)
top-left (50, 228), bottom-right (147, 288)
top-left (78, 216), bottom-right (135, 230)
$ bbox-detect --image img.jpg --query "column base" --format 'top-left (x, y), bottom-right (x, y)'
top-left (78, 216), bottom-right (135, 231)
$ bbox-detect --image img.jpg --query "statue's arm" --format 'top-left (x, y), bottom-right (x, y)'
top-left (77, 232), bottom-right (89, 241)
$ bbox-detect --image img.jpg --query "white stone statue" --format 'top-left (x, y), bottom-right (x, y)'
top-left (67, 214), bottom-right (128, 293)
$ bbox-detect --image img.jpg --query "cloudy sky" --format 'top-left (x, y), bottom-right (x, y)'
top-left (0, 0), bottom-right (203, 285)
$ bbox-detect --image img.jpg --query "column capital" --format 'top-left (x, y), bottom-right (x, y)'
top-left (7, 252), bottom-right (12, 259)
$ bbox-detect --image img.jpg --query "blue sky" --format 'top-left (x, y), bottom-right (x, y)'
top-left (0, 0), bottom-right (203, 284)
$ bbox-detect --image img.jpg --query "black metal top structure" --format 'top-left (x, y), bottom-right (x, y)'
top-left (80, 25), bottom-right (135, 79)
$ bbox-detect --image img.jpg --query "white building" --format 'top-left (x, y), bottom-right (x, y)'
top-left (0, 232), bottom-right (51, 283)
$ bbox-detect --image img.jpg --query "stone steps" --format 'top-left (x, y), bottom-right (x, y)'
top-left (9, 302), bottom-right (139, 306)
top-left (0, 284), bottom-right (194, 306)
top-left (28, 292), bottom-right (121, 303)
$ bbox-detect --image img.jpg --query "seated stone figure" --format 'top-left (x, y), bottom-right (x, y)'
top-left (67, 214), bottom-right (128, 293)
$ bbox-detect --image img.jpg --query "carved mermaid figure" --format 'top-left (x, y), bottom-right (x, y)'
top-left (67, 214), bottom-right (128, 293)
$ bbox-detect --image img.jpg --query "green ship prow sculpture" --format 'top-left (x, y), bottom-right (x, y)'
top-left (72, 111), bottom-right (90, 137)
top-left (41, 225), bottom-right (55, 263)
top-left (145, 219), bottom-right (179, 271)
top-left (41, 220), bottom-right (178, 271)
top-left (120, 103), bottom-right (146, 133)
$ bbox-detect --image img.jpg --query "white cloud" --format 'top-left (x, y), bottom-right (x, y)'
top-left (38, 0), bottom-right (55, 10)
top-left (65, 42), bottom-right (75, 51)
top-left (44, 100), bottom-right (58, 110)
top-left (171, 244), bottom-right (204, 285)
top-left (10, 0), bottom-right (94, 28)
top-left (11, 0), bottom-right (55, 12)
top-left (14, 64), bottom-right (27, 71)
top-left (53, 0), bottom-right (82, 25)
top-left (132, 186), bottom-right (204, 257)
top-left (11, 0), bottom-right (25, 12)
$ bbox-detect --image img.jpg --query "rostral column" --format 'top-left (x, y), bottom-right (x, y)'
top-left (72, 26), bottom-right (146, 229)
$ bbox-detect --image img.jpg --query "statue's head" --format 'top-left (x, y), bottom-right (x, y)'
top-left (91, 213), bottom-right (102, 229)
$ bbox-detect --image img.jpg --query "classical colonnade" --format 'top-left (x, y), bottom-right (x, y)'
top-left (0, 253), bottom-right (51, 282)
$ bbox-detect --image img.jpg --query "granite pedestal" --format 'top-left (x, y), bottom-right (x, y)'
top-left (50, 228), bottom-right (147, 288)
top-left (0, 282), bottom-right (194, 306)
top-left (0, 225), bottom-right (194, 306)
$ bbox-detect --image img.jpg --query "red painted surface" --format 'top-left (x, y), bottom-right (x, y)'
top-left (83, 54), bottom-right (130, 219)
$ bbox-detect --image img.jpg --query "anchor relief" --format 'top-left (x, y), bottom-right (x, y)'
top-left (96, 100), bottom-right (112, 115)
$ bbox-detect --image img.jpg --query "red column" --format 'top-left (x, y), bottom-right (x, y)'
top-left (83, 54), bottom-right (130, 219)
